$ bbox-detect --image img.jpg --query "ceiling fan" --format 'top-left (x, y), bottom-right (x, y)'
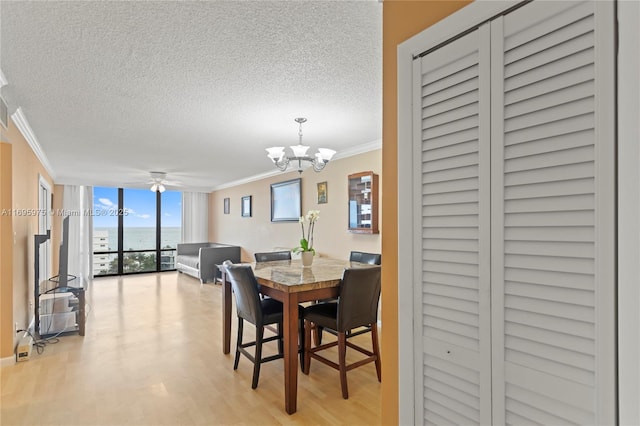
top-left (147, 171), bottom-right (182, 192)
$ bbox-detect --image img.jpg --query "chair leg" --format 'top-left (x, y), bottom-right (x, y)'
top-left (314, 324), bottom-right (324, 346)
top-left (338, 332), bottom-right (349, 399)
top-left (299, 317), bottom-right (305, 369)
top-left (252, 326), bottom-right (264, 389)
top-left (276, 321), bottom-right (283, 355)
top-left (234, 318), bottom-right (243, 370)
top-left (303, 319), bottom-right (312, 374)
top-left (371, 324), bottom-right (382, 382)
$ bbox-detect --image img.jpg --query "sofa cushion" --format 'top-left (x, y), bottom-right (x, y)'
top-left (176, 255), bottom-right (199, 270)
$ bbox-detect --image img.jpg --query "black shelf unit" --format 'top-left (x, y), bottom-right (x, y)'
top-left (34, 232), bottom-right (85, 337)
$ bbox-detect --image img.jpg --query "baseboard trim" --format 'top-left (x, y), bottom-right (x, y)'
top-left (1, 355), bottom-right (15, 367)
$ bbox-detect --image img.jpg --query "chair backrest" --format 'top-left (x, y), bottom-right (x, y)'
top-left (254, 251), bottom-right (292, 262)
top-left (222, 260), bottom-right (262, 325)
top-left (337, 266), bottom-right (381, 332)
top-left (349, 251), bottom-right (381, 265)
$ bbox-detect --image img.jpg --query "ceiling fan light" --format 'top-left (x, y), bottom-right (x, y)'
top-left (158, 184), bottom-right (166, 193)
top-left (150, 183), bottom-right (158, 192)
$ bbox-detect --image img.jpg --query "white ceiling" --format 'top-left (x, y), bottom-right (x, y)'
top-left (0, 1), bottom-right (382, 192)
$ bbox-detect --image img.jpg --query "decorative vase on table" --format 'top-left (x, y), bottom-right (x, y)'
top-left (294, 210), bottom-right (320, 269)
top-left (301, 251), bottom-right (314, 268)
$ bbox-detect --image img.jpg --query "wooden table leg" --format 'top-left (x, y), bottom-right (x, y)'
top-left (221, 270), bottom-right (232, 354)
top-left (283, 292), bottom-right (299, 414)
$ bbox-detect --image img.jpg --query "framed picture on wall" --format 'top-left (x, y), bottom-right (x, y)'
top-left (224, 197), bottom-right (230, 214)
top-left (241, 196), bottom-right (252, 217)
top-left (317, 181), bottom-right (328, 204)
top-left (271, 178), bottom-right (301, 222)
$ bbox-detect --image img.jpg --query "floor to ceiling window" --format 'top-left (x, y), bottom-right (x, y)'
top-left (93, 187), bottom-right (182, 276)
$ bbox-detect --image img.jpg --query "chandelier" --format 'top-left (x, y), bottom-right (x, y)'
top-left (266, 118), bottom-right (336, 173)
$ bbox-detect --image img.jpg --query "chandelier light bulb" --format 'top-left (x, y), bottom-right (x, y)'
top-left (290, 144), bottom-right (310, 157)
top-left (266, 147), bottom-right (285, 162)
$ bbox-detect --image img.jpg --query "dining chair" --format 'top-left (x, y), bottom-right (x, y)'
top-left (302, 266), bottom-right (382, 399)
top-left (254, 251), bottom-right (292, 262)
top-left (349, 251), bottom-right (382, 265)
top-left (254, 252), bottom-right (291, 344)
top-left (221, 261), bottom-right (286, 388)
top-left (314, 250), bottom-right (382, 344)
top-left (223, 260), bottom-right (305, 383)
top-left (254, 251), bottom-right (291, 301)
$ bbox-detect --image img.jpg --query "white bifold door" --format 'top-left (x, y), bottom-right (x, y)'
top-left (408, 1), bottom-right (615, 424)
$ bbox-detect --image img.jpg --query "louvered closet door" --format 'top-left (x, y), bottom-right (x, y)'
top-left (412, 1), bottom-right (615, 424)
top-left (413, 24), bottom-right (492, 425)
top-left (490, 1), bottom-right (615, 424)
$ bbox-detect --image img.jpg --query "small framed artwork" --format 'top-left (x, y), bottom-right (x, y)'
top-left (223, 198), bottom-right (230, 214)
top-left (317, 181), bottom-right (328, 204)
top-left (241, 196), bottom-right (252, 217)
top-left (271, 178), bottom-right (301, 222)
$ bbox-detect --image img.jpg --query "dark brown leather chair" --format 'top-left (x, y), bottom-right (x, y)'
top-left (223, 260), bottom-right (305, 381)
top-left (254, 251), bottom-right (292, 262)
top-left (222, 261), bottom-right (285, 389)
top-left (254, 251), bottom-right (291, 301)
top-left (315, 251), bottom-right (382, 344)
top-left (349, 251), bottom-right (381, 265)
top-left (302, 266), bottom-right (382, 399)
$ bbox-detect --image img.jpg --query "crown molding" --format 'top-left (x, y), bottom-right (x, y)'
top-left (332, 138), bottom-right (381, 160)
top-left (11, 107), bottom-right (56, 179)
top-left (211, 139), bottom-right (382, 191)
top-left (211, 168), bottom-right (286, 191)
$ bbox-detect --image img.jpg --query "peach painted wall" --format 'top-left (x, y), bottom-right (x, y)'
top-left (1, 141), bottom-right (14, 359)
top-left (0, 118), bottom-right (55, 359)
top-left (209, 149), bottom-right (382, 262)
top-left (382, 1), bottom-right (471, 424)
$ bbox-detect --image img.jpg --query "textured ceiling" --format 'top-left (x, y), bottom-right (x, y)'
top-left (0, 1), bottom-right (382, 191)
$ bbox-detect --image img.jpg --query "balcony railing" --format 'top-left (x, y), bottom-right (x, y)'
top-left (93, 248), bottom-right (176, 276)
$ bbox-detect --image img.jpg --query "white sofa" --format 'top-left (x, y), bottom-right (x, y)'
top-left (176, 243), bottom-right (241, 284)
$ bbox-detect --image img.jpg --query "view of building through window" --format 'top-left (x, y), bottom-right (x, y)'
top-left (93, 187), bottom-right (182, 276)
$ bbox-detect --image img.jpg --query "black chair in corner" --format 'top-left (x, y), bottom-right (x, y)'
top-left (302, 266), bottom-right (382, 399)
top-left (349, 250), bottom-right (381, 265)
top-left (254, 251), bottom-right (292, 262)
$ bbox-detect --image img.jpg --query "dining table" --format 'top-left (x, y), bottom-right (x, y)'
top-left (219, 257), bottom-right (369, 414)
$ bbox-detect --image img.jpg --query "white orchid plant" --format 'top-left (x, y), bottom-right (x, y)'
top-left (293, 210), bottom-right (320, 254)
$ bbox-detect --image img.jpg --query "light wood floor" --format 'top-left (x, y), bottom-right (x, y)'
top-left (1, 272), bottom-right (382, 425)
